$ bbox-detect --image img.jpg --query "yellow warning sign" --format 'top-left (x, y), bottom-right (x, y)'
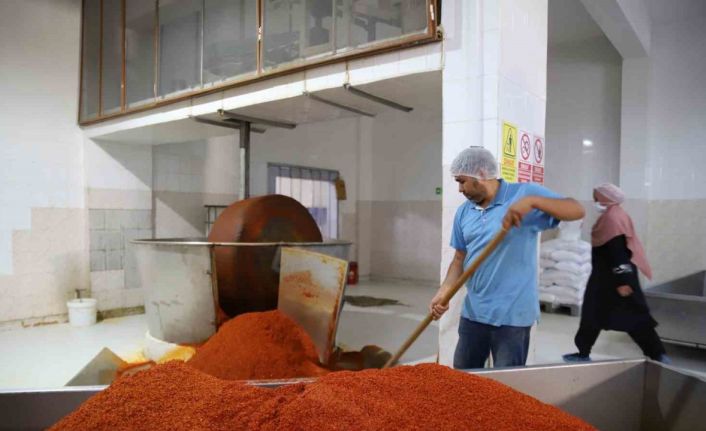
top-left (502, 121), bottom-right (518, 158)
top-left (501, 157), bottom-right (517, 182)
top-left (500, 121), bottom-right (518, 181)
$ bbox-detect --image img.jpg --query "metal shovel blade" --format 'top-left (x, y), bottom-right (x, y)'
top-left (330, 345), bottom-right (393, 371)
top-left (278, 247), bottom-right (348, 366)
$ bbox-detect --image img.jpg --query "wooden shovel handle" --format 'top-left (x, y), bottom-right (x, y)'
top-left (383, 228), bottom-right (509, 368)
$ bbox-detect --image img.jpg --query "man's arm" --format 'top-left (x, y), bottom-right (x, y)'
top-left (504, 196), bottom-right (585, 229)
top-left (430, 249), bottom-right (466, 320)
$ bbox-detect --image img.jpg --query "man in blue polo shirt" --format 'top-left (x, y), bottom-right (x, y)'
top-left (431, 147), bottom-right (585, 368)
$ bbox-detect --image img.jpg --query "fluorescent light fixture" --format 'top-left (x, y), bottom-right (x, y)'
top-left (582, 139), bottom-right (593, 147)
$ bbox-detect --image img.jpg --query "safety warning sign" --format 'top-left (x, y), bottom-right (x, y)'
top-left (518, 161), bottom-right (532, 183)
top-left (502, 122), bottom-right (518, 158)
top-left (499, 123), bottom-right (546, 184)
top-left (501, 121), bottom-right (518, 182)
top-left (501, 157), bottom-right (517, 182)
top-left (533, 136), bottom-right (544, 166)
top-left (519, 131), bottom-right (531, 162)
top-left (531, 135), bottom-right (544, 184)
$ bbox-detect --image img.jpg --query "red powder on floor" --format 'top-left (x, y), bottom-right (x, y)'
top-left (187, 310), bottom-right (329, 380)
top-left (51, 362), bottom-right (596, 431)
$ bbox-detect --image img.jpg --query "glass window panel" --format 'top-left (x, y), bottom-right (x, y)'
top-left (314, 170), bottom-right (323, 228)
top-left (126, 0), bottom-right (156, 107)
top-left (80, 0), bottom-right (101, 120)
top-left (291, 167), bottom-right (301, 200)
top-left (203, 0), bottom-right (257, 85)
top-left (325, 179), bottom-right (335, 238)
top-left (102, 0), bottom-right (123, 114)
top-left (158, 0), bottom-right (203, 98)
top-left (335, 0), bottom-right (427, 51)
top-left (81, 0), bottom-right (432, 121)
top-left (320, 179), bottom-right (329, 236)
top-left (300, 169), bottom-right (313, 207)
top-left (268, 164), bottom-right (338, 239)
top-left (280, 176), bottom-right (291, 196)
top-left (263, 0), bottom-right (334, 69)
top-left (400, 0), bottom-right (428, 34)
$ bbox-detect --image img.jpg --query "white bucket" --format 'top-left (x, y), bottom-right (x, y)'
top-left (67, 298), bottom-right (97, 327)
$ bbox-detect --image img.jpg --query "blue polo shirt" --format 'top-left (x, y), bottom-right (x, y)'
top-left (451, 180), bottom-right (562, 327)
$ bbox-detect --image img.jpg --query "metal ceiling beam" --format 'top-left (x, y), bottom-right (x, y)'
top-left (219, 109), bottom-right (297, 129)
top-left (191, 116), bottom-right (265, 134)
top-left (220, 118), bottom-right (268, 133)
top-left (303, 91), bottom-right (375, 118)
top-left (343, 83), bottom-right (413, 112)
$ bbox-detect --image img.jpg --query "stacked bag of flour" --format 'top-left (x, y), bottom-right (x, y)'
top-left (539, 220), bottom-right (591, 306)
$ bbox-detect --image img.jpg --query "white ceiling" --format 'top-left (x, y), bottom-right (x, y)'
top-left (647, 0), bottom-right (706, 25)
top-left (548, 0), bottom-right (605, 47)
top-left (548, 0), bottom-right (706, 48)
top-left (95, 71), bottom-right (441, 145)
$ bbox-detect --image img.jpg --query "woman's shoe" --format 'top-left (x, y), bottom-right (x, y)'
top-left (562, 352), bottom-right (591, 363)
top-left (656, 354), bottom-right (672, 365)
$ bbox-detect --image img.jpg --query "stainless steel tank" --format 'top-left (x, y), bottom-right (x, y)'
top-left (132, 238), bottom-right (351, 346)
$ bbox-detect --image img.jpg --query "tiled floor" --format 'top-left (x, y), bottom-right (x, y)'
top-left (1, 279), bottom-right (705, 390)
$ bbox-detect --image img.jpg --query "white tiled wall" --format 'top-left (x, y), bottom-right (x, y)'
top-left (0, 0), bottom-right (83, 276)
top-left (646, 199), bottom-right (706, 286)
top-left (347, 43), bottom-right (443, 87)
top-left (84, 138), bottom-right (155, 312)
top-left (367, 101), bottom-right (443, 282)
top-left (154, 135), bottom-right (239, 195)
top-left (0, 209), bottom-right (89, 327)
top-left (0, 1), bottom-right (89, 325)
top-left (619, 57), bottom-right (651, 200)
top-left (85, 140), bottom-right (152, 192)
top-left (370, 106), bottom-right (442, 203)
top-left (645, 17), bottom-right (706, 201)
top-left (545, 35), bottom-right (622, 200)
top-left (640, 15), bottom-right (706, 285)
top-left (499, 0), bottom-right (548, 101)
top-left (153, 135), bottom-right (238, 238)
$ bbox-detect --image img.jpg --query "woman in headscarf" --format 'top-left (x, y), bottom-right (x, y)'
top-left (563, 183), bottom-right (669, 363)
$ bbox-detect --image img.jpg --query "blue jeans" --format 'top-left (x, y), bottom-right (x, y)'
top-left (453, 318), bottom-right (531, 369)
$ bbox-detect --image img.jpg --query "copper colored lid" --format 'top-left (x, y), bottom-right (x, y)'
top-left (208, 195), bottom-right (322, 317)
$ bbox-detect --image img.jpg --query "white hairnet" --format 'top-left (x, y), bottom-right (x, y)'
top-left (449, 147), bottom-right (498, 179)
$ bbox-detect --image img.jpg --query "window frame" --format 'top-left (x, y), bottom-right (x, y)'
top-left (78, 0), bottom-right (440, 125)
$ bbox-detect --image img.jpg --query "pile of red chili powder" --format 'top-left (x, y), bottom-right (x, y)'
top-left (51, 361), bottom-right (596, 431)
top-left (187, 310), bottom-right (328, 380)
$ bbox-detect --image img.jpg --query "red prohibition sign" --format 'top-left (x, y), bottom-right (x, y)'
top-left (534, 138), bottom-right (543, 164)
top-left (520, 134), bottom-right (531, 161)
